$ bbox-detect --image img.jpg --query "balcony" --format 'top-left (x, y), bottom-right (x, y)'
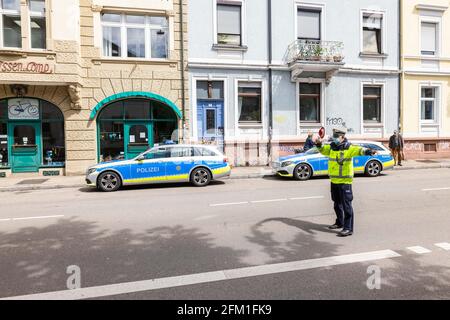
top-left (286, 40), bottom-right (345, 83)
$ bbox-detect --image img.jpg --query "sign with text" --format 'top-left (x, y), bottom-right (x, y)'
top-left (0, 61), bottom-right (53, 74)
top-left (8, 98), bottom-right (40, 120)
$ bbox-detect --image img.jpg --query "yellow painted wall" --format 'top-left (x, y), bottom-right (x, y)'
top-left (402, 75), bottom-right (450, 135)
top-left (401, 0), bottom-right (450, 137)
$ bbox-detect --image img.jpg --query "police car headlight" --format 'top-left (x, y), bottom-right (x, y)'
top-left (281, 161), bottom-right (294, 167)
top-left (87, 168), bottom-right (97, 175)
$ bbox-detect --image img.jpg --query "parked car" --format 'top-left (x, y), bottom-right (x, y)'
top-left (272, 141), bottom-right (394, 181)
top-left (86, 144), bottom-right (231, 192)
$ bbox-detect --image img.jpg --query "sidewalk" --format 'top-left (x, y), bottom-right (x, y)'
top-left (1, 159), bottom-right (449, 192)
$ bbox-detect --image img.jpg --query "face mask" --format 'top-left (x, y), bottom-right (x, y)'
top-left (332, 137), bottom-right (340, 145)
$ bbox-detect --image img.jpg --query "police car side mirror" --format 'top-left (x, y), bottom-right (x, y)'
top-left (136, 155), bottom-right (145, 161)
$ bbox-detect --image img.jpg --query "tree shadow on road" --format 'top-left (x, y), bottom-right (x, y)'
top-left (0, 218), bottom-right (247, 298)
top-left (246, 217), bottom-right (341, 263)
top-left (245, 217), bottom-right (450, 299)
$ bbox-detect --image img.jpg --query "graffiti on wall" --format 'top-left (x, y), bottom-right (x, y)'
top-left (326, 117), bottom-right (354, 133)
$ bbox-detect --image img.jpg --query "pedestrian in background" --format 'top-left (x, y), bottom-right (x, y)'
top-left (303, 131), bottom-right (315, 152)
top-left (389, 130), bottom-right (404, 166)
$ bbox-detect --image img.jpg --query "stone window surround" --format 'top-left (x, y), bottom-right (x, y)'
top-left (360, 8), bottom-right (387, 57)
top-left (0, 0), bottom-right (53, 52)
top-left (418, 82), bottom-right (442, 133)
top-left (91, 5), bottom-right (176, 62)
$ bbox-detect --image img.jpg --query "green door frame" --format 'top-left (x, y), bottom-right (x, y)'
top-left (124, 121), bottom-right (154, 160)
top-left (8, 121), bottom-right (41, 173)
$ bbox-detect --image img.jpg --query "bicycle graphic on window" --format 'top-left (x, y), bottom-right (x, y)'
top-left (8, 100), bottom-right (39, 119)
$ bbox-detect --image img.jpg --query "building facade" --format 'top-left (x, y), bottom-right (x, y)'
top-left (188, 0), bottom-right (401, 166)
top-left (0, 0), bottom-right (188, 176)
top-left (401, 0), bottom-right (450, 158)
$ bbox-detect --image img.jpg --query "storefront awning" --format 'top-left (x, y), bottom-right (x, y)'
top-left (89, 91), bottom-right (182, 120)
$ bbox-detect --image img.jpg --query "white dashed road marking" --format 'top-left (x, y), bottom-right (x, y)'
top-left (434, 243), bottom-right (450, 251)
top-left (250, 198), bottom-right (287, 204)
top-left (209, 201), bottom-right (249, 207)
top-left (422, 187), bottom-right (450, 192)
top-left (407, 246), bottom-right (432, 254)
top-left (289, 196), bottom-right (325, 201)
top-left (210, 196), bottom-right (324, 207)
top-left (0, 215), bottom-right (64, 222)
top-left (1, 249), bottom-right (401, 300)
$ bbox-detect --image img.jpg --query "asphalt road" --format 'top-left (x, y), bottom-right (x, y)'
top-left (0, 168), bottom-right (450, 299)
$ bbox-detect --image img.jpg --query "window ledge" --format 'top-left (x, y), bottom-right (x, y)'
top-left (212, 44), bottom-right (248, 52)
top-left (238, 123), bottom-right (263, 128)
top-left (359, 52), bottom-right (388, 59)
top-left (92, 58), bottom-right (178, 66)
top-left (363, 123), bottom-right (383, 127)
top-left (0, 49), bottom-right (56, 59)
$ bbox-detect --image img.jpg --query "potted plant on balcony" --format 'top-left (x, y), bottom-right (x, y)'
top-left (312, 46), bottom-right (323, 61)
top-left (333, 54), bottom-right (344, 63)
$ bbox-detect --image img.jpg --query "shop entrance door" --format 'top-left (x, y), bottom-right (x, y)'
top-left (9, 122), bottom-right (40, 173)
top-left (124, 123), bottom-right (153, 159)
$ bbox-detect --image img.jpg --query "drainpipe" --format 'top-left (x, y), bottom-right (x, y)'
top-left (267, 0), bottom-right (273, 161)
top-left (179, 0), bottom-right (187, 142)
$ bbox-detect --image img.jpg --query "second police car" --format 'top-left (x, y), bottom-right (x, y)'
top-left (272, 140), bottom-right (395, 181)
top-left (86, 144), bottom-right (231, 191)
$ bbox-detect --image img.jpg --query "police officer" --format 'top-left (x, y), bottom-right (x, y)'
top-left (314, 127), bottom-right (377, 237)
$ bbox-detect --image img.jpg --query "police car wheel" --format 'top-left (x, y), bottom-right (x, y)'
top-left (97, 171), bottom-right (121, 192)
top-left (293, 164), bottom-right (312, 181)
top-left (191, 168), bottom-right (211, 187)
top-left (365, 161), bottom-right (381, 177)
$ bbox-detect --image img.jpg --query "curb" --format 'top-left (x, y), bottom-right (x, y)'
top-left (0, 164), bottom-right (448, 192)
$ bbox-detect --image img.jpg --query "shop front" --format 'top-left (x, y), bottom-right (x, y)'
top-left (0, 98), bottom-right (65, 173)
top-left (92, 93), bottom-right (182, 162)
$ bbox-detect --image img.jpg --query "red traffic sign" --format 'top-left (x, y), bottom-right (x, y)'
top-left (318, 127), bottom-right (325, 139)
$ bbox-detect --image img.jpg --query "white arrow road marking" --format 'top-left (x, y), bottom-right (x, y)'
top-left (1, 249), bottom-right (401, 300)
top-left (407, 246), bottom-right (432, 254)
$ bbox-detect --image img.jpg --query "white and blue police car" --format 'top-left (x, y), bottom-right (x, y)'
top-left (86, 144), bottom-right (231, 191)
top-left (272, 140), bottom-right (395, 181)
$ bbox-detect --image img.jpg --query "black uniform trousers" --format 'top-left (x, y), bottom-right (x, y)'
top-left (330, 183), bottom-right (354, 231)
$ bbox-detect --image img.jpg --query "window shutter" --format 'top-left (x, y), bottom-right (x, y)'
top-left (363, 15), bottom-right (382, 29)
top-left (217, 4), bottom-right (241, 35)
top-left (297, 9), bottom-right (320, 40)
top-left (421, 22), bottom-right (437, 54)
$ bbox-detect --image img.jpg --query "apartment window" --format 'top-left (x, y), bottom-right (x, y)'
top-left (420, 87), bottom-right (437, 122)
top-left (421, 22), bottom-right (437, 56)
top-left (217, 2), bottom-right (241, 45)
top-left (299, 83), bottom-right (321, 123)
top-left (363, 86), bottom-right (382, 123)
top-left (362, 13), bottom-right (382, 54)
top-left (101, 13), bottom-right (169, 59)
top-left (1, 0), bottom-right (21, 48)
top-left (297, 8), bottom-right (321, 40)
top-left (29, 0), bottom-right (46, 49)
top-left (238, 82), bottom-right (261, 124)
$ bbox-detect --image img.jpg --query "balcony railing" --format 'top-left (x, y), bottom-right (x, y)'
top-left (287, 40), bottom-right (344, 64)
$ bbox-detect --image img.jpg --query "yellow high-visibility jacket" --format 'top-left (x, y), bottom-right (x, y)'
top-left (318, 143), bottom-right (368, 184)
